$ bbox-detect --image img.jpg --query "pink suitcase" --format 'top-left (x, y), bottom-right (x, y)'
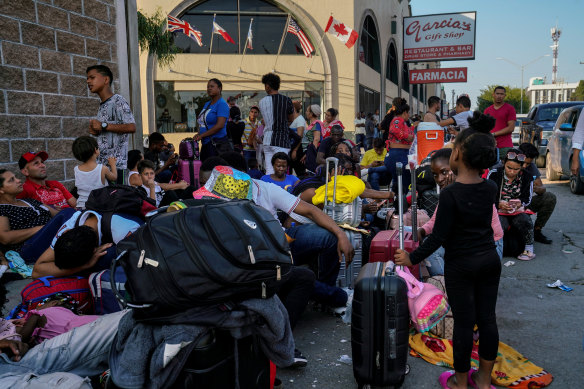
top-left (179, 159), bottom-right (202, 189)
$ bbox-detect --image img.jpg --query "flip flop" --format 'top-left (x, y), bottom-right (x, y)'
top-left (439, 370), bottom-right (456, 388)
top-left (467, 368), bottom-right (496, 389)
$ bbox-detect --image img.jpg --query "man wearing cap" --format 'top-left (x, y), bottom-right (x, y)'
top-left (17, 152), bottom-right (76, 210)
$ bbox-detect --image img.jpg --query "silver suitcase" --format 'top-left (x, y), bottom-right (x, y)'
top-left (337, 230), bottom-right (363, 288)
top-left (323, 157), bottom-right (362, 228)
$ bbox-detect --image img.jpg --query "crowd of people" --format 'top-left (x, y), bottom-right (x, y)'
top-left (0, 65), bottom-right (566, 389)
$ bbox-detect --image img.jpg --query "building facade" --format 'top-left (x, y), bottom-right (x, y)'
top-left (527, 77), bottom-right (579, 108)
top-left (138, 0), bottom-right (441, 139)
top-left (0, 0), bottom-right (141, 185)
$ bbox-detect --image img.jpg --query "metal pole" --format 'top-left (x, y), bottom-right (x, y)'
top-left (273, 14), bottom-right (290, 72)
top-left (238, 18), bottom-right (252, 72)
top-left (520, 65), bottom-right (524, 114)
top-left (207, 14), bottom-right (216, 73)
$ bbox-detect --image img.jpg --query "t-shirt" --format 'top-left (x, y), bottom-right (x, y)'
top-left (361, 148), bottom-right (387, 167)
top-left (0, 199), bottom-right (51, 252)
top-left (484, 103), bottom-right (516, 148)
top-left (365, 119), bottom-right (375, 137)
top-left (198, 98), bottom-right (229, 145)
top-left (260, 174), bottom-right (299, 192)
top-left (25, 306), bottom-right (99, 344)
top-left (248, 168), bottom-right (263, 179)
top-left (317, 136), bottom-right (345, 156)
top-left (259, 94), bottom-right (294, 148)
top-left (242, 118), bottom-right (259, 151)
top-left (451, 110), bottom-right (473, 130)
top-left (95, 94), bottom-right (135, 170)
top-left (290, 115), bottom-right (307, 134)
top-left (17, 179), bottom-right (73, 209)
top-left (143, 149), bottom-right (161, 170)
top-left (523, 162), bottom-right (541, 180)
top-left (142, 183), bottom-right (164, 207)
top-left (227, 120), bottom-right (245, 147)
top-left (302, 121), bottom-right (321, 151)
top-left (51, 210), bottom-right (141, 248)
top-left (251, 179), bottom-right (300, 222)
top-left (354, 118), bottom-right (366, 135)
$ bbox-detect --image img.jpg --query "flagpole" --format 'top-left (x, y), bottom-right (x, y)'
top-left (308, 13), bottom-right (332, 74)
top-left (238, 18), bottom-right (252, 73)
top-left (207, 13), bottom-right (216, 73)
top-left (272, 14), bottom-right (290, 72)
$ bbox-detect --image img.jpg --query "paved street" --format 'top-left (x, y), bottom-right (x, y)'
top-left (279, 177), bottom-right (584, 388)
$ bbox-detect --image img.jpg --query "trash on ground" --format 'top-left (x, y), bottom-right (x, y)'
top-left (340, 339), bottom-right (348, 343)
top-left (537, 294), bottom-right (543, 299)
top-left (517, 312), bottom-right (523, 315)
top-left (504, 261), bottom-right (515, 267)
top-left (547, 279), bottom-right (573, 292)
top-left (338, 354), bottom-right (352, 365)
top-left (562, 248), bottom-right (574, 254)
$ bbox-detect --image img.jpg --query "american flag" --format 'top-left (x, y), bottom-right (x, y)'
top-left (287, 18), bottom-right (314, 58)
top-left (167, 15), bottom-right (203, 46)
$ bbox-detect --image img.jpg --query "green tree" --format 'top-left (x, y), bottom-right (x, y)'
top-left (138, 9), bottom-right (180, 68)
top-left (570, 80), bottom-right (584, 101)
top-left (476, 85), bottom-right (531, 114)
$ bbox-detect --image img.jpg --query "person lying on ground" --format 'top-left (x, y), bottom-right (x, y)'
top-left (136, 160), bottom-right (193, 208)
top-left (17, 151), bottom-right (77, 210)
top-left (32, 209), bottom-right (142, 279)
top-left (72, 136), bottom-right (117, 209)
top-left (261, 152), bottom-right (299, 192)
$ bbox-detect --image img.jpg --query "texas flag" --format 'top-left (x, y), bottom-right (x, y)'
top-left (325, 16), bottom-right (358, 49)
top-left (213, 20), bottom-right (235, 44)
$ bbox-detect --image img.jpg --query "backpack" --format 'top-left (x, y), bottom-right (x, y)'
top-left (113, 199), bottom-right (294, 324)
top-left (89, 267), bottom-right (127, 315)
top-left (7, 276), bottom-right (93, 319)
top-left (84, 185), bottom-right (156, 243)
top-left (179, 138), bottom-right (200, 160)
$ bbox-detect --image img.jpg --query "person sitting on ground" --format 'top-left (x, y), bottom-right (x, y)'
top-left (17, 152), bottom-right (76, 210)
top-left (126, 149), bottom-right (144, 187)
top-left (322, 108), bottom-right (344, 139)
top-left (72, 136), bottom-right (117, 209)
top-left (418, 147), bottom-right (504, 276)
top-left (329, 142), bottom-right (361, 178)
top-left (247, 158), bottom-right (263, 180)
top-left (487, 149), bottom-right (536, 261)
top-left (261, 152), bottom-right (299, 192)
top-left (361, 138), bottom-right (389, 190)
top-left (518, 142), bottom-right (556, 244)
top-left (0, 170), bottom-right (75, 264)
top-left (136, 160), bottom-right (192, 208)
top-left (143, 132), bottom-right (177, 184)
top-left (316, 125), bottom-right (358, 167)
top-left (301, 105), bottom-right (324, 173)
top-left (31, 208), bottom-right (143, 279)
top-left (226, 106), bottom-right (246, 152)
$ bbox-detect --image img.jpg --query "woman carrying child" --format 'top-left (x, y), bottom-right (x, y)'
top-left (395, 112), bottom-right (501, 389)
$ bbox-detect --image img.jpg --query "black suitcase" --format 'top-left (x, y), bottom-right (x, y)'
top-left (171, 330), bottom-right (272, 389)
top-left (351, 161), bottom-right (410, 388)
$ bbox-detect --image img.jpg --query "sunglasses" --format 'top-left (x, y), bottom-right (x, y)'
top-left (506, 152), bottom-right (526, 162)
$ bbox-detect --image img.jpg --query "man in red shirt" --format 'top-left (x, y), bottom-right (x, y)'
top-left (484, 86), bottom-right (516, 159)
top-left (17, 152), bottom-right (76, 209)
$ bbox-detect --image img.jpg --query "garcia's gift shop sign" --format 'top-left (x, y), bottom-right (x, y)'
top-left (403, 12), bottom-right (476, 62)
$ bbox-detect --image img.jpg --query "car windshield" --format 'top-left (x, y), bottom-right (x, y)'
top-left (537, 106), bottom-right (573, 122)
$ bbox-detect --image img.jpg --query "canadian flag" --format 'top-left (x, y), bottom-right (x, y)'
top-left (213, 21), bottom-right (235, 44)
top-left (325, 16), bottom-right (358, 49)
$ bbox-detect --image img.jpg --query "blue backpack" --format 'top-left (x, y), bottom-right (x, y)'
top-left (88, 267), bottom-right (127, 315)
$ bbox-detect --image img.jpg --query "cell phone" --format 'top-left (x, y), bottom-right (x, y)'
top-left (509, 199), bottom-right (521, 206)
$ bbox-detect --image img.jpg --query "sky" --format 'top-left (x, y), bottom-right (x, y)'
top-left (411, 0), bottom-right (584, 110)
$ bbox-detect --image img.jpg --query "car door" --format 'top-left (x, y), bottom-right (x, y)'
top-left (521, 107), bottom-right (536, 143)
top-left (551, 108), bottom-right (571, 170)
top-left (559, 109), bottom-right (580, 173)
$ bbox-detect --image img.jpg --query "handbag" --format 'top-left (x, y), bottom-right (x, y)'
top-left (395, 266), bottom-right (450, 333)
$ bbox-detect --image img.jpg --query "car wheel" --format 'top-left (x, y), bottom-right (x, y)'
top-left (570, 163), bottom-right (584, 194)
top-left (546, 152), bottom-right (561, 181)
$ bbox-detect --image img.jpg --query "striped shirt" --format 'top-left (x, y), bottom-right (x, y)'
top-left (259, 94), bottom-right (293, 148)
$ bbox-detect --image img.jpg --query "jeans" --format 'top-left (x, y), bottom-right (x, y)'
top-left (425, 246), bottom-right (445, 276)
top-left (242, 150), bottom-right (256, 168)
top-left (285, 224), bottom-right (347, 307)
top-left (20, 208), bottom-right (76, 264)
top-left (366, 137), bottom-right (374, 150)
top-left (0, 310), bottom-right (129, 378)
top-left (277, 266), bottom-right (315, 329)
top-left (263, 146), bottom-right (290, 175)
top-left (385, 148), bottom-right (411, 194)
top-left (495, 238), bottom-right (504, 260)
top-left (355, 134), bottom-right (366, 149)
top-left (367, 165), bottom-right (389, 190)
top-left (499, 213), bottom-right (534, 246)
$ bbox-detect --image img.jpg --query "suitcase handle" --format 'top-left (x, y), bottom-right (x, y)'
top-left (396, 162), bottom-right (404, 252)
top-left (324, 157), bottom-right (339, 210)
top-left (110, 250), bottom-right (153, 309)
top-left (409, 161), bottom-right (418, 242)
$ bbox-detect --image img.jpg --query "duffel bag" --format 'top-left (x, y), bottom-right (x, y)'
top-left (112, 199), bottom-right (293, 323)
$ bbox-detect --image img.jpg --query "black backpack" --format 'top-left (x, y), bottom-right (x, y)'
top-left (112, 199), bottom-right (294, 323)
top-left (84, 185), bottom-right (156, 243)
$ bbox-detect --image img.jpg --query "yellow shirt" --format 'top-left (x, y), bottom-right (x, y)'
top-left (360, 148), bottom-right (387, 167)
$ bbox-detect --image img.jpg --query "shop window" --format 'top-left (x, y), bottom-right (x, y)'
top-left (386, 43), bottom-right (398, 85)
top-left (359, 16), bottom-right (380, 72)
top-left (358, 85), bottom-right (380, 115)
top-left (402, 62), bottom-right (410, 94)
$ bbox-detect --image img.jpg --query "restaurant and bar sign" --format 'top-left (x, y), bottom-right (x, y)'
top-left (403, 12), bottom-right (476, 62)
top-left (409, 67), bottom-right (468, 84)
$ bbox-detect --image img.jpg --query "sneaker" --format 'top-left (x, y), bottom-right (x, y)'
top-left (291, 348), bottom-right (308, 368)
top-left (517, 251), bottom-right (536, 261)
top-left (534, 230), bottom-right (552, 244)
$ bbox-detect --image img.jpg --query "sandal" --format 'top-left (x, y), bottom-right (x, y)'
top-left (467, 368), bottom-right (496, 389)
top-left (517, 251), bottom-right (536, 261)
top-left (439, 370), bottom-right (456, 388)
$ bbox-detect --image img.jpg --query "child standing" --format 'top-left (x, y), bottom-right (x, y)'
top-left (395, 112), bottom-right (500, 389)
top-left (72, 136), bottom-right (117, 209)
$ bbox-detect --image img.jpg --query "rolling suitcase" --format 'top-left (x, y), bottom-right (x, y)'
top-left (323, 157), bottom-right (362, 227)
top-left (351, 162), bottom-right (410, 388)
top-left (337, 230), bottom-right (363, 288)
top-left (369, 161), bottom-right (421, 279)
top-left (178, 159), bottom-right (202, 189)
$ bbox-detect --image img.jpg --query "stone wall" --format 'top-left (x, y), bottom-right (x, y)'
top-left (0, 0), bottom-right (121, 186)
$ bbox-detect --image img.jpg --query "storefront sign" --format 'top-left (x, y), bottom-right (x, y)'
top-left (403, 12), bottom-right (476, 62)
top-left (409, 67), bottom-right (467, 84)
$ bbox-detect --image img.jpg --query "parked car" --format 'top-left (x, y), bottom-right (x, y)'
top-left (520, 101), bottom-right (584, 167)
top-left (512, 114), bottom-right (527, 146)
top-left (545, 105), bottom-right (584, 194)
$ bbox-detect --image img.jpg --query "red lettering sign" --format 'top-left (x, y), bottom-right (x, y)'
top-left (409, 67), bottom-right (468, 84)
